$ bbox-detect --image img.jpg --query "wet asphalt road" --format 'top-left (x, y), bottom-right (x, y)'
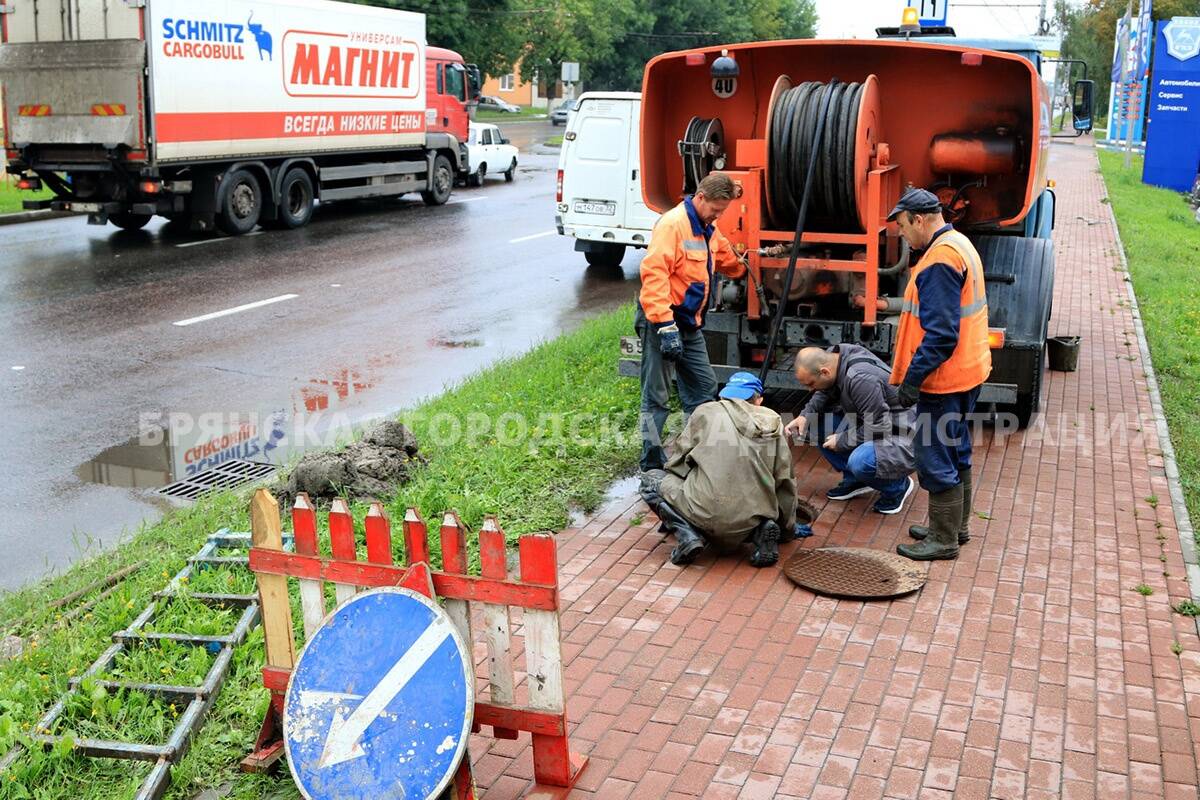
top-left (0, 120), bottom-right (642, 591)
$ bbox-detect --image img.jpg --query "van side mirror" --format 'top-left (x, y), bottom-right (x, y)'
top-left (1072, 79), bottom-right (1094, 132)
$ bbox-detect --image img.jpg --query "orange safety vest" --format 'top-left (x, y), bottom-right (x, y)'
top-left (639, 201), bottom-right (745, 330)
top-left (890, 228), bottom-right (992, 394)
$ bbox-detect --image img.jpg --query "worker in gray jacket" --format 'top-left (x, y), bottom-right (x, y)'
top-left (640, 372), bottom-right (798, 568)
top-left (785, 345), bottom-right (917, 515)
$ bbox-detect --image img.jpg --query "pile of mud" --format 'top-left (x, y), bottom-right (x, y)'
top-left (274, 420), bottom-right (425, 505)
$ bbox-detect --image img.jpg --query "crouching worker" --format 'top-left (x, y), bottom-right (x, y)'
top-left (639, 372), bottom-right (798, 568)
top-left (785, 345), bottom-right (917, 515)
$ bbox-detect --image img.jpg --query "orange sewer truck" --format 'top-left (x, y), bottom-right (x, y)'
top-left (620, 28), bottom-right (1094, 426)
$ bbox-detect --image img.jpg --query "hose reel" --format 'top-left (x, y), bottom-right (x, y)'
top-left (678, 116), bottom-right (726, 194)
top-left (765, 75), bottom-right (881, 233)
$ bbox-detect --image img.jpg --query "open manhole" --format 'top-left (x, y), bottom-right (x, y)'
top-left (783, 547), bottom-right (928, 599)
top-left (159, 460), bottom-right (276, 501)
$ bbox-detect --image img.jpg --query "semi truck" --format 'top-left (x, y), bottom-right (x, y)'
top-left (620, 25), bottom-right (1094, 426)
top-left (0, 0), bottom-right (481, 234)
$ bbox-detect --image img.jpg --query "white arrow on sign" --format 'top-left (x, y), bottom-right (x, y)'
top-left (318, 615), bottom-right (454, 769)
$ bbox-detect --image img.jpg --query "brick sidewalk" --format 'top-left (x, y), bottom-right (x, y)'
top-left (468, 139), bottom-right (1200, 799)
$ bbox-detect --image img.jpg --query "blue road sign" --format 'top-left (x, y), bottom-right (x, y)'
top-left (284, 587), bottom-right (474, 800)
top-left (1143, 18), bottom-right (1200, 192)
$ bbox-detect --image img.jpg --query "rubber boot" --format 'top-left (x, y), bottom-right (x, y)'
top-left (908, 468), bottom-right (972, 545)
top-left (749, 519), bottom-right (781, 568)
top-left (897, 484), bottom-right (962, 561)
top-left (655, 500), bottom-right (706, 565)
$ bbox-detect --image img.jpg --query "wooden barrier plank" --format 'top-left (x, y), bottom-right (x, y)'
top-left (248, 550), bottom-right (559, 610)
top-left (364, 503), bottom-right (392, 565)
top-left (403, 508), bottom-right (430, 566)
top-left (250, 490), bottom-right (295, 671)
top-left (439, 512), bottom-right (474, 657)
top-left (328, 498), bottom-right (357, 605)
top-left (292, 494), bottom-right (325, 640)
top-left (479, 517), bottom-right (518, 739)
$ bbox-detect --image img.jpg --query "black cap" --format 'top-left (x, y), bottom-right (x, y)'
top-left (887, 187), bottom-right (942, 222)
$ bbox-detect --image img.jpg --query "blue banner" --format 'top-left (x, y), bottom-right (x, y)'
top-left (1142, 18), bottom-right (1200, 191)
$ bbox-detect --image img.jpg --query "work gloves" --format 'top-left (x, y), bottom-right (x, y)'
top-left (898, 382), bottom-right (920, 408)
top-left (657, 323), bottom-right (683, 363)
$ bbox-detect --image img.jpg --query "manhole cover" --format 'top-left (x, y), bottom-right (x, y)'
top-left (783, 547), bottom-right (928, 599)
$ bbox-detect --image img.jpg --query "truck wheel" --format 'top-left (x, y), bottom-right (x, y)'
top-left (217, 169), bottom-right (263, 235)
top-left (275, 168), bottom-right (315, 229)
top-left (504, 160), bottom-right (517, 182)
top-left (585, 242), bottom-right (626, 267)
top-left (110, 211), bottom-right (152, 231)
top-left (422, 155), bottom-right (453, 206)
top-left (470, 163), bottom-right (486, 188)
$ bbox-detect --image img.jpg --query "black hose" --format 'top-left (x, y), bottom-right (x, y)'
top-left (768, 80), bottom-right (863, 232)
top-left (758, 79), bottom-right (840, 385)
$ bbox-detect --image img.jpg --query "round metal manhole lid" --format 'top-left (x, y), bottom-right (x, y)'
top-left (783, 547), bottom-right (929, 599)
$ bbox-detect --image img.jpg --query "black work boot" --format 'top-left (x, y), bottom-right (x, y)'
top-left (749, 519), bottom-right (781, 568)
top-left (655, 500), bottom-right (706, 565)
top-left (909, 468), bottom-right (972, 544)
top-left (897, 484), bottom-right (962, 561)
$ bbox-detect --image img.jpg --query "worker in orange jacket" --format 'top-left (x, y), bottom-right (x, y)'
top-left (637, 173), bottom-right (746, 472)
top-left (887, 188), bottom-right (991, 561)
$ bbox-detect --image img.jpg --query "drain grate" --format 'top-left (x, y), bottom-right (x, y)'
top-left (783, 547), bottom-right (929, 599)
top-left (159, 460), bottom-right (277, 500)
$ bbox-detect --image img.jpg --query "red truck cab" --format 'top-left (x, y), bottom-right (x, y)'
top-left (427, 46), bottom-right (477, 145)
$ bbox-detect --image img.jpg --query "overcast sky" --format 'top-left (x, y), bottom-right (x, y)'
top-left (815, 0), bottom-right (1061, 41)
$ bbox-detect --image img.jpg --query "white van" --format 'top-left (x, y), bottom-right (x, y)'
top-left (555, 92), bottom-right (659, 267)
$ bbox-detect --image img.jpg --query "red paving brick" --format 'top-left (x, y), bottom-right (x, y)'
top-left (466, 138), bottom-right (1200, 797)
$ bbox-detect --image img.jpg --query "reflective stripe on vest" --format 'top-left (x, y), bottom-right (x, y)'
top-left (682, 239), bottom-right (707, 251)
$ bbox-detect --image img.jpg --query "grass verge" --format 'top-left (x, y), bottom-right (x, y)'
top-left (475, 107), bottom-right (548, 122)
top-left (1097, 150), bottom-right (1200, 547)
top-left (0, 306), bottom-right (640, 798)
top-left (0, 177), bottom-right (52, 215)
top-left (545, 135), bottom-right (564, 147)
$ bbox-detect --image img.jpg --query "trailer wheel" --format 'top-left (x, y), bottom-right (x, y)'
top-left (585, 242), bottom-right (626, 267)
top-left (504, 159), bottom-right (517, 182)
top-left (110, 211), bottom-right (152, 231)
top-left (217, 169), bottom-right (263, 235)
top-left (275, 168), bottom-right (315, 229)
top-left (422, 155), bottom-right (454, 206)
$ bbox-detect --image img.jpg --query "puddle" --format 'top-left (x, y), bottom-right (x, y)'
top-left (430, 337), bottom-right (484, 349)
top-left (568, 475), bottom-right (642, 527)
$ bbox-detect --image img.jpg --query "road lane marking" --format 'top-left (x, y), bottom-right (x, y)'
top-left (508, 230), bottom-right (556, 244)
top-left (446, 197), bottom-right (486, 204)
top-left (11, 366), bottom-right (24, 371)
top-left (176, 231), bottom-right (263, 248)
top-left (173, 293), bottom-right (298, 327)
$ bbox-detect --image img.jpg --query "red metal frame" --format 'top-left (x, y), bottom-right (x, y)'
top-left (243, 494), bottom-right (587, 796)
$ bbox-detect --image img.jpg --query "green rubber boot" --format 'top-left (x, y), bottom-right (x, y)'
top-left (897, 484), bottom-right (962, 561)
top-left (908, 468), bottom-right (972, 544)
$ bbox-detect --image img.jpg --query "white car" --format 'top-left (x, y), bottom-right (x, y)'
top-left (465, 122), bottom-right (519, 186)
top-left (478, 95), bottom-right (521, 114)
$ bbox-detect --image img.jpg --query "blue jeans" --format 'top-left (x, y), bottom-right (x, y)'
top-left (636, 307), bottom-right (717, 471)
top-left (816, 413), bottom-right (909, 498)
top-left (913, 387), bottom-right (980, 494)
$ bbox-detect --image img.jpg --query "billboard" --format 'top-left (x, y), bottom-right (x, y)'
top-left (1142, 18), bottom-right (1200, 191)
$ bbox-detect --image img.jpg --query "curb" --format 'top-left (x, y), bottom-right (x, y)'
top-left (0, 209), bottom-right (73, 226)
top-left (1099, 149), bottom-right (1200, 615)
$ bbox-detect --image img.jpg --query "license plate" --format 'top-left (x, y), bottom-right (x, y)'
top-left (67, 202), bottom-right (101, 212)
top-left (573, 200), bottom-right (616, 216)
top-left (620, 336), bottom-right (642, 356)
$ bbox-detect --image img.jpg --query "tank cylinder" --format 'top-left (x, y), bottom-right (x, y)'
top-left (929, 133), bottom-right (1017, 174)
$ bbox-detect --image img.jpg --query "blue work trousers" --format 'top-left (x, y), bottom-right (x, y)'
top-left (636, 307), bottom-right (718, 472)
top-left (816, 412), bottom-right (909, 498)
top-left (913, 387), bottom-right (980, 494)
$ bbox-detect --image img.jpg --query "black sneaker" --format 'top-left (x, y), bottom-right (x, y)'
top-left (826, 479), bottom-right (872, 501)
top-left (749, 520), bottom-right (781, 568)
top-left (872, 477), bottom-right (916, 515)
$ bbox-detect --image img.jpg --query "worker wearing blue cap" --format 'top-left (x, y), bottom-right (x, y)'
top-left (639, 372), bottom-right (807, 567)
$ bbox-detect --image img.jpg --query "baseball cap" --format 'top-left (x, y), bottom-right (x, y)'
top-left (887, 187), bottom-right (942, 222)
top-left (719, 371), bottom-right (764, 401)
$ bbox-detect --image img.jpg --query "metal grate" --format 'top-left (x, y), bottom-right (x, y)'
top-left (159, 460), bottom-right (276, 500)
top-left (783, 547), bottom-right (929, 599)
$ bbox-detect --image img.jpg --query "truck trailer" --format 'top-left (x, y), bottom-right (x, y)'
top-left (0, 0), bottom-right (481, 233)
top-left (620, 29), bottom-right (1094, 426)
